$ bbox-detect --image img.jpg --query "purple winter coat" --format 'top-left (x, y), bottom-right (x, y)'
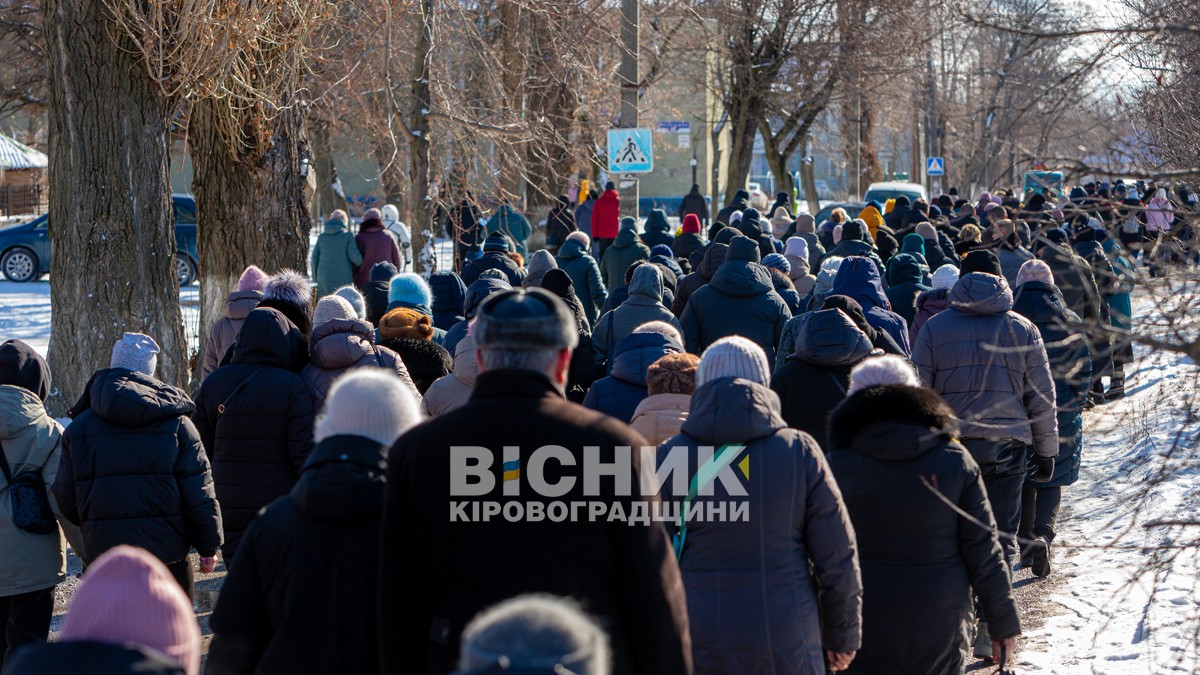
top-left (300, 318), bottom-right (420, 411)
top-left (354, 219), bottom-right (402, 289)
top-left (909, 288), bottom-right (950, 346)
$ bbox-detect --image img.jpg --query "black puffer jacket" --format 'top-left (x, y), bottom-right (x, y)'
top-left (461, 250), bottom-right (526, 287)
top-left (671, 243), bottom-right (727, 317)
top-left (3, 641), bottom-right (187, 675)
top-left (364, 262), bottom-right (399, 327)
top-left (827, 385), bottom-right (1020, 675)
top-left (54, 369), bottom-right (222, 564)
top-left (771, 309), bottom-right (876, 442)
top-left (207, 436), bottom-right (387, 675)
top-left (193, 308), bottom-right (315, 563)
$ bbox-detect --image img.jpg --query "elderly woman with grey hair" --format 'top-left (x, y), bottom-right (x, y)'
top-left (454, 594), bottom-right (611, 674)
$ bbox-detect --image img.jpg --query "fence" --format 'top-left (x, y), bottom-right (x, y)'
top-left (0, 183), bottom-right (46, 217)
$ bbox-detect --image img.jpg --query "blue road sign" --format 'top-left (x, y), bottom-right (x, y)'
top-left (608, 128), bottom-right (654, 174)
top-left (926, 157), bottom-right (945, 176)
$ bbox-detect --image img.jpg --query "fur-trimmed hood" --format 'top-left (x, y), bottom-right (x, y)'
top-left (828, 384), bottom-right (958, 459)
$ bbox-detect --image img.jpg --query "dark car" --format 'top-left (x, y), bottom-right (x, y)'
top-left (814, 202), bottom-right (867, 231)
top-left (0, 194), bottom-right (199, 285)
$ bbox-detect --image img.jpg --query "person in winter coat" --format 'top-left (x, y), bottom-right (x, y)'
top-left (600, 218), bottom-right (651, 292)
top-left (630, 353), bottom-right (698, 446)
top-left (681, 235), bottom-right (792, 366)
top-left (788, 214), bottom-right (826, 271)
top-left (301, 296), bottom-right (420, 410)
top-left (354, 208), bottom-right (403, 289)
top-left (1036, 231), bottom-right (1102, 325)
top-left (909, 264), bottom-right (959, 345)
top-left (521, 249), bottom-right (558, 288)
top-left (450, 195), bottom-right (483, 263)
top-left (988, 219), bottom-right (1034, 288)
top-left (55, 334), bottom-right (222, 598)
top-left (640, 209), bottom-right (675, 249)
top-left (363, 261), bottom-right (399, 327)
top-left (382, 204), bottom-right (413, 268)
top-left (420, 334), bottom-right (479, 417)
top-left (1145, 188), bottom-right (1174, 235)
top-left (258, 270), bottom-right (315, 342)
top-left (716, 188), bottom-right (750, 227)
top-left (897, 233), bottom-right (931, 281)
top-left (5, 545), bottom-right (203, 675)
top-left (583, 326), bottom-right (683, 423)
top-left (427, 271), bottom-right (467, 331)
top-left (591, 183), bottom-right (621, 257)
top-left (592, 265), bottom-right (682, 364)
top-left (830, 256), bottom-right (910, 354)
top-left (680, 185), bottom-right (709, 229)
top-left (333, 285), bottom-right (366, 321)
top-left (575, 190), bottom-right (597, 239)
top-left (768, 207), bottom-right (792, 241)
top-left (1012, 260), bottom-right (1091, 578)
top-left (771, 309), bottom-right (878, 441)
top-left (207, 370), bottom-right (423, 675)
top-left (659, 336), bottom-right (862, 675)
top-left (912, 261), bottom-right (1059, 571)
top-left (784, 237), bottom-right (817, 296)
top-left (555, 232), bottom-right (608, 328)
top-left (444, 270), bottom-right (512, 355)
top-left (486, 203), bottom-right (532, 258)
top-left (733, 208), bottom-right (778, 258)
top-left (801, 255), bottom-right (844, 312)
top-left (386, 273), bottom-right (448, 344)
top-left (543, 195), bottom-right (576, 254)
top-left (376, 309), bottom-right (453, 394)
top-left (1099, 231), bottom-right (1135, 398)
top-left (200, 265), bottom-right (267, 383)
top-left (956, 223), bottom-right (983, 257)
top-left (540, 269), bottom-right (604, 400)
top-left (672, 241), bottom-right (726, 318)
top-left (378, 288), bottom-right (692, 675)
top-left (827, 362), bottom-right (1020, 674)
top-left (0, 341), bottom-right (80, 670)
top-left (311, 214), bottom-right (363, 296)
top-left (769, 191), bottom-right (793, 218)
top-left (673, 213), bottom-right (706, 264)
top-left (825, 221), bottom-right (886, 280)
top-left (462, 231), bottom-right (527, 287)
top-left (820, 295), bottom-right (905, 356)
top-left (884, 253), bottom-right (931, 326)
top-left (856, 204), bottom-right (885, 240)
top-left (762, 254), bottom-right (803, 314)
top-left (193, 308), bottom-right (315, 564)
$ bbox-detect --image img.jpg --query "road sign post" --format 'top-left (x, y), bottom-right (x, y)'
top-left (607, 128), bottom-right (654, 174)
top-left (926, 157), bottom-right (945, 176)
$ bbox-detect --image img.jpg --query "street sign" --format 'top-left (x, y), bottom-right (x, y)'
top-left (607, 128), bottom-right (653, 174)
top-left (656, 121), bottom-right (690, 133)
top-left (926, 157), bottom-right (945, 176)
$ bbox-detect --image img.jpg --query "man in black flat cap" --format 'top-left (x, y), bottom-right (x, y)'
top-left (378, 288), bottom-right (691, 675)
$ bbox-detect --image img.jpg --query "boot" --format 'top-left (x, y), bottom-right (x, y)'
top-left (973, 620), bottom-right (993, 660)
top-left (1108, 370), bottom-right (1126, 400)
top-left (1030, 536), bottom-right (1051, 578)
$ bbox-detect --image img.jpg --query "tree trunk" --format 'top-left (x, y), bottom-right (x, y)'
top-left (311, 117), bottom-right (346, 221)
top-left (409, 0), bottom-right (435, 274)
top-left (44, 0), bottom-right (186, 415)
top-left (724, 96), bottom-right (761, 202)
top-left (801, 158), bottom-right (820, 216)
top-left (369, 91), bottom-right (411, 221)
top-left (189, 98), bottom-right (311, 382)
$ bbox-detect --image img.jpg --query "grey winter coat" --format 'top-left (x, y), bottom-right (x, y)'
top-left (681, 237), bottom-right (792, 366)
top-left (420, 335), bottom-right (479, 417)
top-left (592, 265), bottom-right (682, 364)
top-left (200, 290), bottom-right (262, 383)
top-left (912, 272), bottom-right (1058, 459)
top-left (312, 219), bottom-right (364, 296)
top-left (555, 238), bottom-right (608, 327)
top-left (600, 228), bottom-right (651, 292)
top-left (995, 242), bottom-right (1034, 289)
top-left (300, 318), bottom-right (420, 411)
top-left (658, 378), bottom-right (862, 675)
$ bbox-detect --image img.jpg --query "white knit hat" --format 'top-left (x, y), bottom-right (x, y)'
top-left (697, 336), bottom-right (771, 387)
top-left (784, 236), bottom-right (808, 260)
top-left (313, 295), bottom-right (356, 328)
top-left (314, 369), bottom-right (423, 447)
top-left (110, 333), bottom-right (159, 376)
top-left (931, 264), bottom-right (960, 290)
top-left (847, 355), bottom-right (920, 394)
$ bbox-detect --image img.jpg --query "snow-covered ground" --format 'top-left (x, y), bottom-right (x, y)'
top-left (1017, 285), bottom-right (1200, 674)
top-left (1, 268), bottom-right (1197, 672)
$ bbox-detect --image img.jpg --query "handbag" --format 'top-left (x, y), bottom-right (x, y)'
top-left (0, 439), bottom-right (57, 535)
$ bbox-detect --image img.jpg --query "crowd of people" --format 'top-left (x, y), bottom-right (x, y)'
top-left (0, 177), bottom-right (1190, 675)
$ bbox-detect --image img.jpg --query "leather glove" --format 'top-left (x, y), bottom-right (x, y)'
top-left (1027, 455), bottom-right (1055, 482)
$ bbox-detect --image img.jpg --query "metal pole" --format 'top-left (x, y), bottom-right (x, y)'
top-left (618, 0), bottom-right (640, 221)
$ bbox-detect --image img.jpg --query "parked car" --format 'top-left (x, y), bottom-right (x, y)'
top-left (0, 194), bottom-right (198, 285)
top-left (863, 181), bottom-right (928, 205)
top-left (814, 202), bottom-right (867, 231)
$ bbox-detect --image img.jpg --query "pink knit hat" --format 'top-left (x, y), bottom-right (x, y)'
top-left (1015, 259), bottom-right (1055, 287)
top-left (237, 265), bottom-right (270, 293)
top-left (61, 546), bottom-right (200, 675)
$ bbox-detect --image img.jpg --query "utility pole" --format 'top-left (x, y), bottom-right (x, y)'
top-left (618, 0), bottom-right (640, 221)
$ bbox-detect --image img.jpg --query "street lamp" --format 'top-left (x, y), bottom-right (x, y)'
top-left (690, 152), bottom-right (698, 186)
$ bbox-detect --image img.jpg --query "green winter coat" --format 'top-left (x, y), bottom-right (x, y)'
top-left (600, 228), bottom-right (651, 292)
top-left (556, 238), bottom-right (609, 326)
top-left (311, 219), bottom-right (363, 295)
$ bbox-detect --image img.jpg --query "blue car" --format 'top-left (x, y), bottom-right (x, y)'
top-left (0, 194), bottom-right (199, 285)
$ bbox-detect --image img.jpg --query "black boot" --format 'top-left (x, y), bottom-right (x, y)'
top-left (1109, 371), bottom-right (1126, 400)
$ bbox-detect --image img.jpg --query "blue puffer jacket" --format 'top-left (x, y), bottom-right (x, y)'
top-left (681, 236), bottom-right (792, 367)
top-left (884, 253), bottom-right (931, 327)
top-left (1013, 281), bottom-right (1092, 487)
top-left (582, 332), bottom-right (682, 423)
top-left (831, 256), bottom-right (911, 355)
top-left (429, 271), bottom-right (467, 331)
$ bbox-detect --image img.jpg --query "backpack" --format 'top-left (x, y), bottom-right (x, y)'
top-left (1, 440), bottom-right (57, 535)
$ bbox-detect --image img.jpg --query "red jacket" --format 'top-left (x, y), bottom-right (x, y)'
top-left (591, 189), bottom-right (621, 239)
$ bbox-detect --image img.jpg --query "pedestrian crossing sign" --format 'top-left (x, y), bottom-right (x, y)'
top-left (607, 128), bottom-right (654, 174)
top-left (926, 157), bottom-right (945, 176)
